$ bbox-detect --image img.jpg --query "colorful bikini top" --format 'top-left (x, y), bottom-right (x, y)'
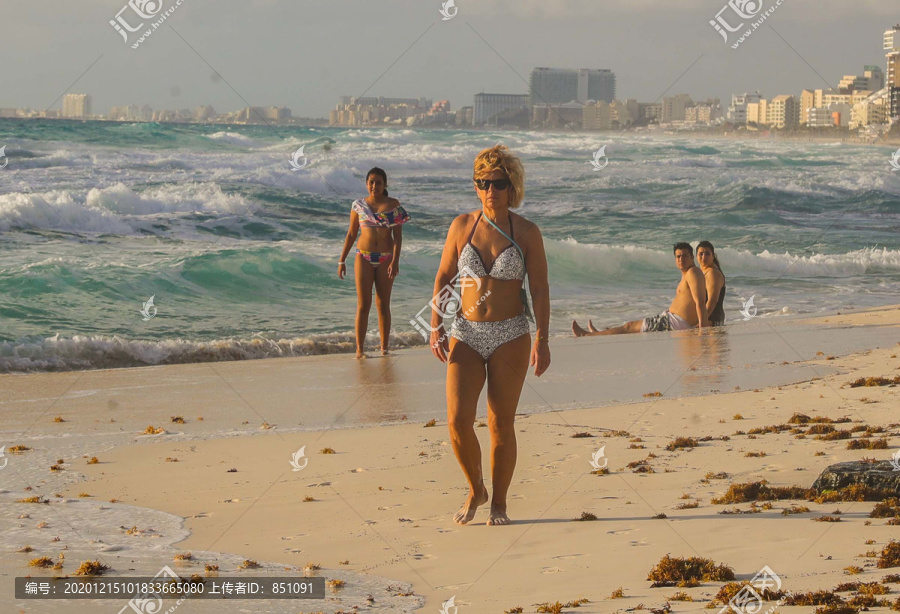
top-left (352, 198), bottom-right (410, 228)
top-left (457, 213), bottom-right (525, 281)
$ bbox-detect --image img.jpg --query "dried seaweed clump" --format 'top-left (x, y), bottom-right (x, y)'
top-left (846, 438), bottom-right (889, 450)
top-left (877, 542), bottom-right (900, 569)
top-left (715, 582), bottom-right (785, 605)
top-left (74, 560), bottom-right (110, 576)
top-left (813, 484), bottom-right (897, 503)
top-left (665, 437), bottom-right (698, 451)
top-left (647, 554), bottom-right (734, 587)
top-left (711, 481), bottom-right (811, 504)
top-left (848, 376), bottom-right (900, 388)
top-left (871, 499), bottom-right (900, 519)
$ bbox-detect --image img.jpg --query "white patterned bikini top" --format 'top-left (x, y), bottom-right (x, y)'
top-left (457, 213), bottom-right (525, 281)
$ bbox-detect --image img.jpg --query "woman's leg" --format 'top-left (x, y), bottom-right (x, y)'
top-left (373, 262), bottom-right (395, 355)
top-left (446, 338), bottom-right (488, 524)
top-left (573, 318), bottom-right (643, 336)
top-left (485, 332), bottom-right (531, 525)
top-left (354, 253), bottom-right (376, 358)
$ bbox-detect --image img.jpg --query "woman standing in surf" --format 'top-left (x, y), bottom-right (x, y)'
top-left (338, 168), bottom-right (410, 358)
top-left (429, 145), bottom-right (551, 525)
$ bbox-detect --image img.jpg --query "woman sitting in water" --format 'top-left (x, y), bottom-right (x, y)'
top-left (697, 240), bottom-right (726, 326)
top-left (429, 144), bottom-right (551, 526)
top-left (338, 167), bottom-right (410, 358)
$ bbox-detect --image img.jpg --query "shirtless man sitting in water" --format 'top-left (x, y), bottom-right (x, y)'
top-left (572, 243), bottom-right (709, 336)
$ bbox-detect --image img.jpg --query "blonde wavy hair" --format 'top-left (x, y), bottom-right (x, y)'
top-left (473, 144), bottom-right (525, 209)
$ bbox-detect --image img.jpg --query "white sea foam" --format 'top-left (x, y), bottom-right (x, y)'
top-left (0, 183), bottom-right (253, 233)
top-left (87, 182), bottom-right (252, 216)
top-left (203, 131), bottom-right (264, 148)
top-left (0, 331), bottom-right (428, 373)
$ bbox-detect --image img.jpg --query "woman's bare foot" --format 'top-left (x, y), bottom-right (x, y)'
top-left (355, 350), bottom-right (368, 359)
top-left (381, 347), bottom-right (390, 356)
top-left (453, 485), bottom-right (488, 525)
top-left (588, 319), bottom-right (600, 333)
top-left (572, 320), bottom-right (589, 337)
top-left (488, 503), bottom-right (510, 526)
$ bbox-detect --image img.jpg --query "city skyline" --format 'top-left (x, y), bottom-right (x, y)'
top-left (0, 1), bottom-right (896, 121)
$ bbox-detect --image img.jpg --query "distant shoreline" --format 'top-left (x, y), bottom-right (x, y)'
top-left (1, 115), bottom-right (897, 146)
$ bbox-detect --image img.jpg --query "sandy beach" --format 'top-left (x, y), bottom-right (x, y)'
top-left (0, 305), bottom-right (898, 613)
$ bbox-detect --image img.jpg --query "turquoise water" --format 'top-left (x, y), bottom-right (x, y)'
top-left (0, 118), bottom-right (898, 371)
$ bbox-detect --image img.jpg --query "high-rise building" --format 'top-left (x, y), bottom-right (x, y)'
top-left (637, 102), bottom-right (662, 123)
top-left (727, 92), bottom-right (762, 123)
top-left (473, 93), bottom-right (529, 125)
top-left (528, 68), bottom-right (615, 107)
top-left (582, 100), bottom-right (611, 130)
top-left (864, 66), bottom-right (885, 92)
top-left (839, 66), bottom-right (885, 93)
top-left (886, 24), bottom-right (900, 118)
top-left (661, 94), bottom-right (693, 123)
top-left (799, 89), bottom-right (815, 125)
top-left (62, 94), bottom-right (92, 118)
top-left (746, 100), bottom-right (767, 125)
top-left (768, 95), bottom-right (799, 129)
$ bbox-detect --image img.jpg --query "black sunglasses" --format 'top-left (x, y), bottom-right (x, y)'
top-left (474, 178), bottom-right (510, 191)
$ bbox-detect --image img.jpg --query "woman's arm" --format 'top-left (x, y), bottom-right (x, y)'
top-left (430, 215), bottom-right (466, 362)
top-left (388, 224), bottom-right (402, 279)
top-left (338, 210), bottom-right (360, 279)
top-left (523, 221), bottom-right (551, 377)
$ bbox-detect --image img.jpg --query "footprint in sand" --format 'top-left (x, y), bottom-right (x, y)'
top-left (541, 567), bottom-right (563, 574)
top-left (606, 528), bottom-right (635, 536)
top-left (350, 468), bottom-right (366, 473)
top-left (629, 539), bottom-right (650, 547)
top-left (552, 554), bottom-right (586, 560)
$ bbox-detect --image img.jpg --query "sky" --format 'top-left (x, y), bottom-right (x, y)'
top-left (1, 0), bottom-right (897, 118)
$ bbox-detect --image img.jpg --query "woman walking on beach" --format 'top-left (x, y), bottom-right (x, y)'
top-left (338, 168), bottom-right (410, 358)
top-left (429, 145), bottom-right (551, 526)
top-left (697, 241), bottom-right (726, 326)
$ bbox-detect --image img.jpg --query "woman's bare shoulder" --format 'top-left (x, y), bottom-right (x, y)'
top-left (512, 212), bottom-right (539, 242)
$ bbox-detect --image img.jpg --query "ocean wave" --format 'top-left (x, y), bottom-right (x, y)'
top-left (204, 131), bottom-right (265, 148)
top-left (548, 239), bottom-right (900, 279)
top-left (87, 182), bottom-right (252, 216)
top-left (0, 190), bottom-right (133, 234)
top-left (0, 331), bottom-right (429, 373)
top-left (4, 149), bottom-right (83, 169)
top-left (0, 183), bottom-right (254, 233)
